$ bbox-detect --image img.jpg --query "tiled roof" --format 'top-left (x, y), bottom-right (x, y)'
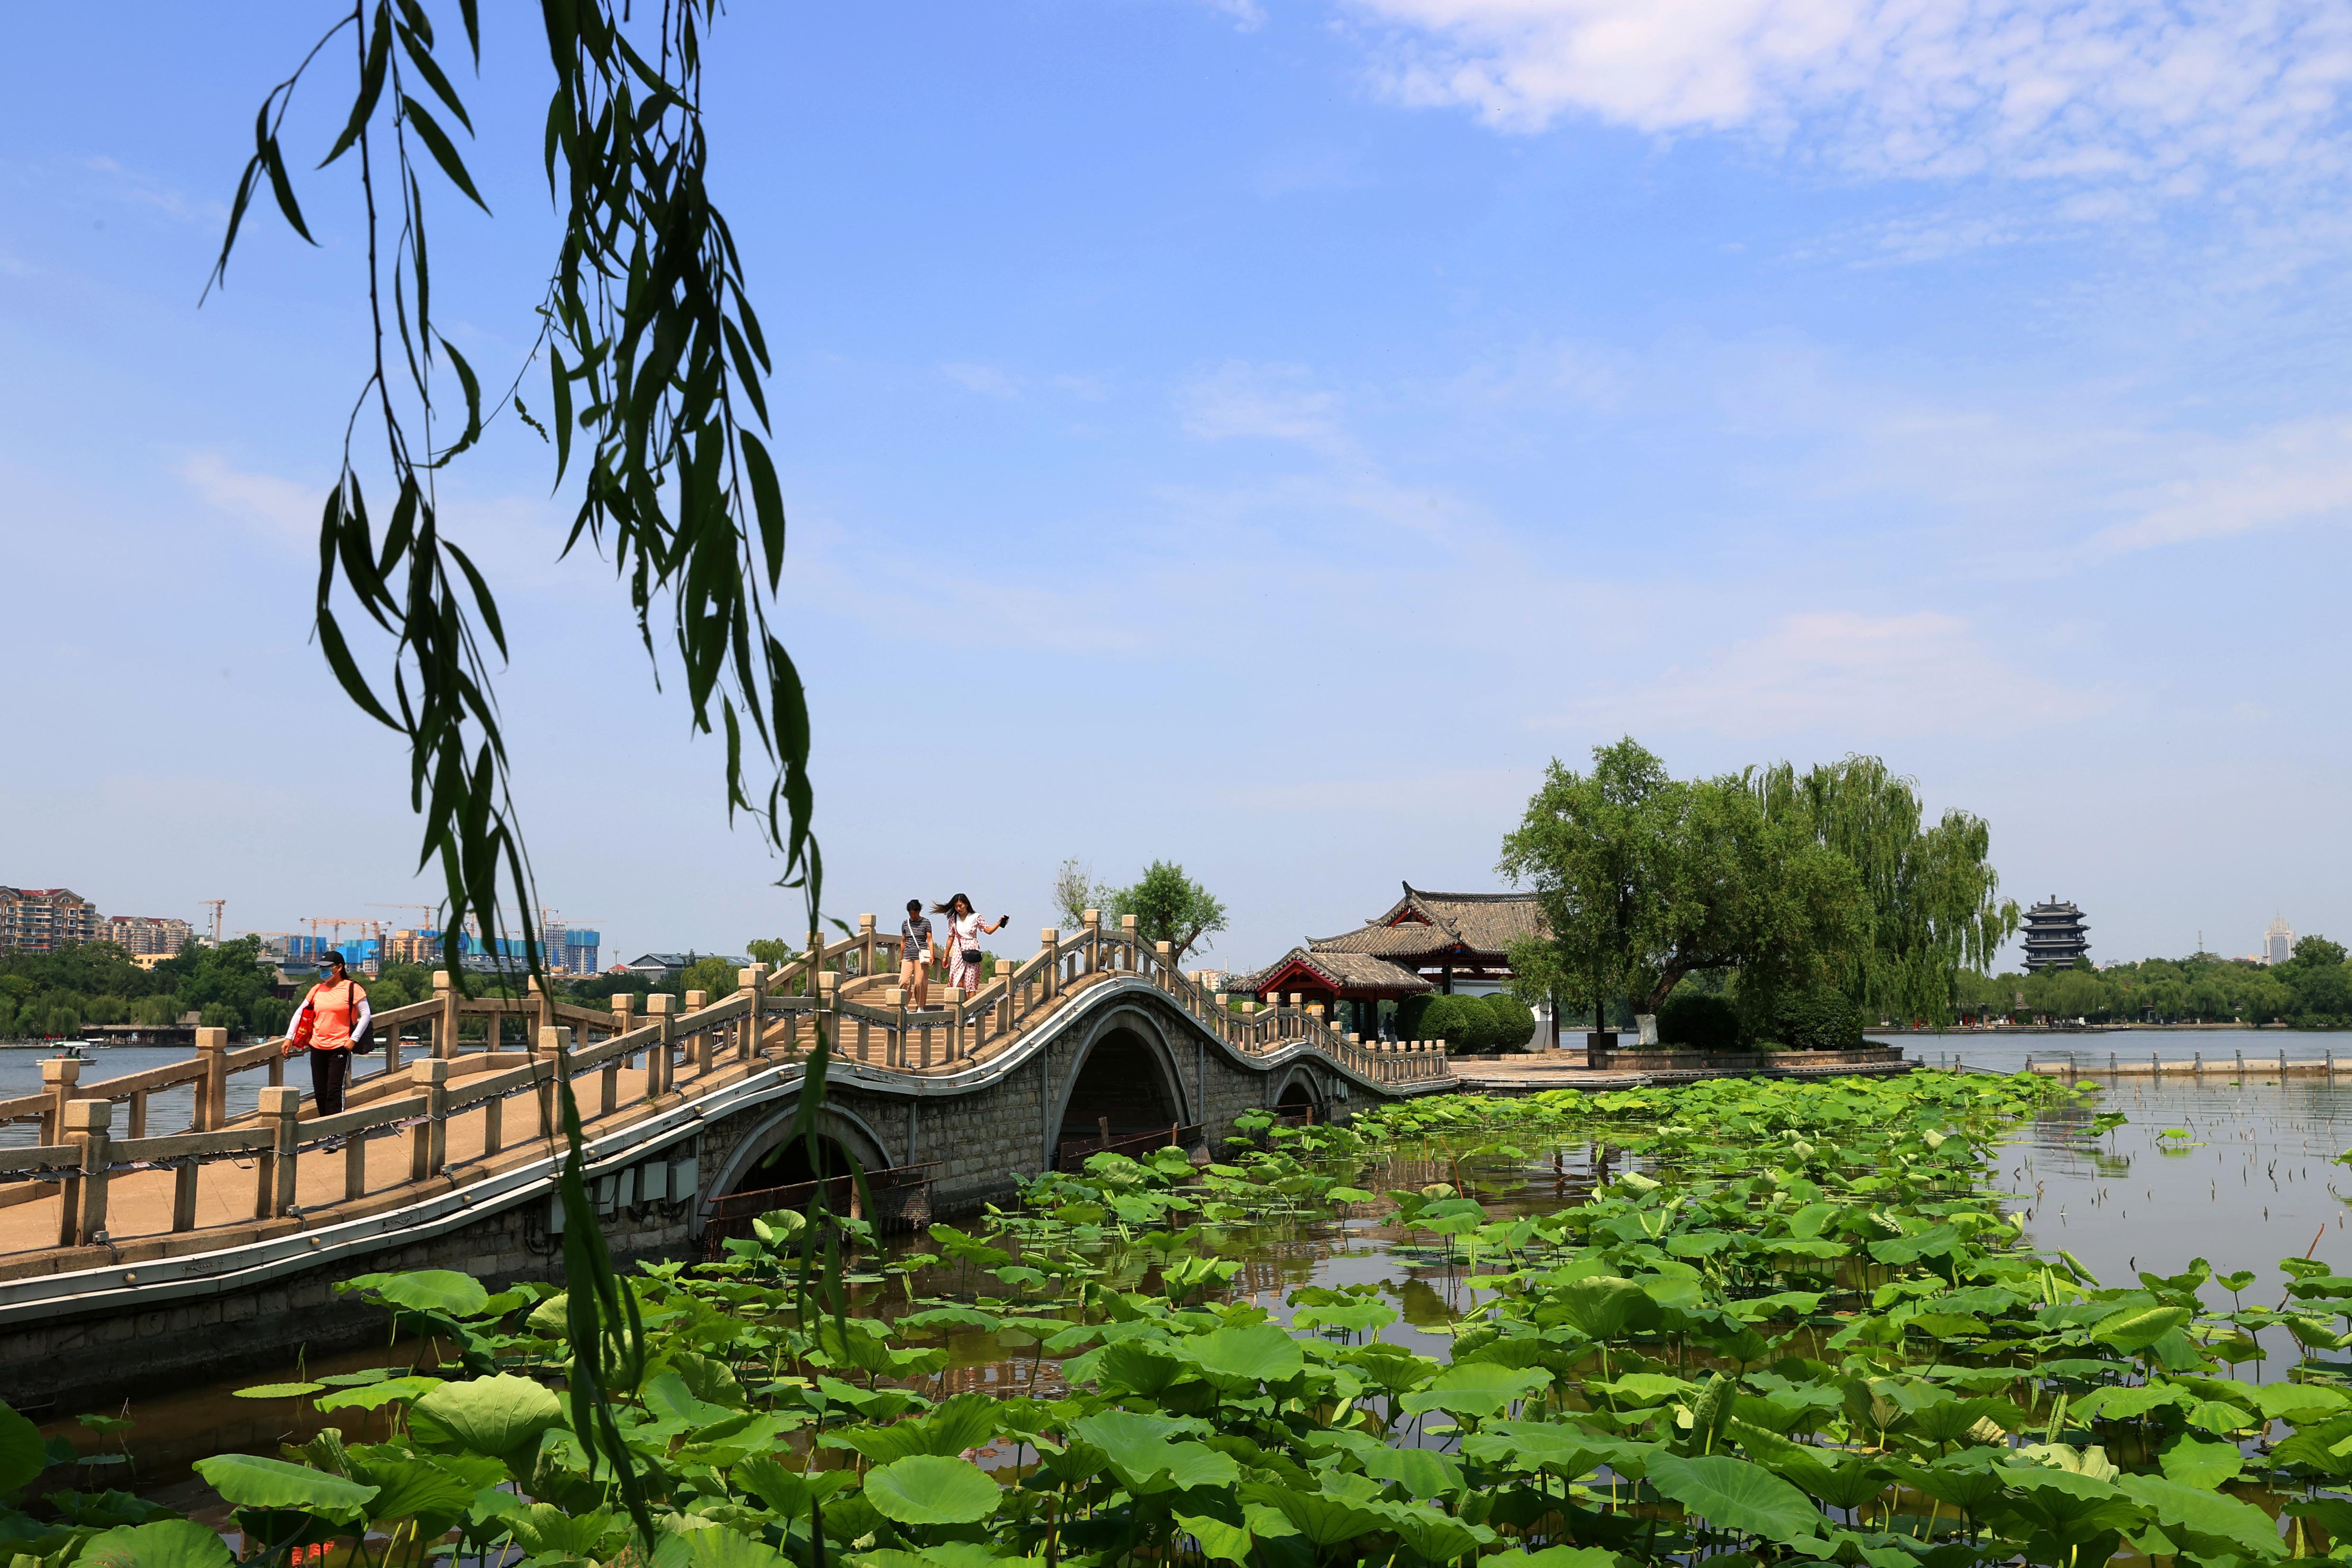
top-left (1234, 946), bottom-right (1434, 996)
top-left (1308, 883), bottom-right (1546, 962)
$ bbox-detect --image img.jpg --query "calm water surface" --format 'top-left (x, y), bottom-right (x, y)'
top-left (38, 1069), bottom-right (2352, 1499)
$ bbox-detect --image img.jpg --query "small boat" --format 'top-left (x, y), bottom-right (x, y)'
top-left (50, 1041), bottom-right (91, 1062)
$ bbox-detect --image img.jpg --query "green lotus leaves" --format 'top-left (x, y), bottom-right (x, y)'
top-left (2090, 1304), bottom-right (2193, 1352)
top-left (406, 1373), bottom-right (566, 1469)
top-left (192, 1455), bottom-right (378, 1518)
top-left (1644, 1455), bottom-right (1826, 1547)
top-left (1181, 1323), bottom-right (1305, 1387)
top-left (1400, 1360), bottom-right (1553, 1419)
top-left (0, 1399), bottom-right (46, 1499)
top-left (351, 1268), bottom-right (491, 1319)
top-left (76, 1520), bottom-right (234, 1568)
top-left (862, 1455), bottom-right (1003, 1525)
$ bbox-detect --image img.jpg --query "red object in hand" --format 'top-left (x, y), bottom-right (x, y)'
top-left (290, 1007), bottom-right (315, 1051)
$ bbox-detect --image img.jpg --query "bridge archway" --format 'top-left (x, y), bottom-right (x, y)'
top-left (1049, 1007), bottom-right (1190, 1166)
top-left (1271, 1064), bottom-right (1323, 1117)
top-left (706, 1104), bottom-right (896, 1205)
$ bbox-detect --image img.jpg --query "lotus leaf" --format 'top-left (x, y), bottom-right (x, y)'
top-left (1182, 1323), bottom-right (1305, 1386)
top-left (862, 1455), bottom-right (1002, 1526)
top-left (191, 1455), bottom-right (377, 1517)
top-left (406, 1373), bottom-right (565, 1468)
top-left (76, 1520), bottom-right (234, 1568)
top-left (1644, 1454), bottom-right (1826, 1546)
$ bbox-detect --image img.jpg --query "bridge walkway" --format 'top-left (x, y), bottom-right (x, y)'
top-left (0, 912), bottom-right (1452, 1280)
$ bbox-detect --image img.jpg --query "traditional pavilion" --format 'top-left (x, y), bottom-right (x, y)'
top-left (1239, 884), bottom-right (1549, 1042)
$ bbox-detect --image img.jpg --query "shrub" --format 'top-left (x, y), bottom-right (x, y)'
top-left (1659, 991), bottom-right (1741, 1051)
top-left (1771, 987), bottom-right (1862, 1051)
top-left (1396, 993), bottom-right (1434, 1041)
top-left (1482, 993), bottom-right (1538, 1052)
top-left (1416, 994), bottom-right (1479, 1051)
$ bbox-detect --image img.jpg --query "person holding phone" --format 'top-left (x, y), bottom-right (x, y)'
top-left (931, 892), bottom-right (1008, 998)
top-left (899, 898), bottom-right (935, 1009)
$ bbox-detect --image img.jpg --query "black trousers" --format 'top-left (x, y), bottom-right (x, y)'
top-left (310, 1047), bottom-right (351, 1116)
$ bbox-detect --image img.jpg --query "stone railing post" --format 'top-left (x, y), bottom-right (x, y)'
top-left (647, 993), bottom-right (676, 1097)
top-left (739, 966), bottom-right (768, 1059)
top-left (1154, 941), bottom-right (1173, 990)
top-left (1213, 993), bottom-right (1230, 1044)
top-left (684, 989), bottom-right (710, 1072)
top-left (414, 1059), bottom-right (449, 1180)
top-left (535, 1026), bottom-right (571, 1137)
top-left (995, 960), bottom-right (1017, 1036)
top-left (886, 986), bottom-right (907, 1069)
top-left (258, 1084), bottom-right (300, 1219)
top-left (432, 969), bottom-right (458, 1057)
top-left (39, 1056), bottom-right (81, 1145)
top-left (611, 990), bottom-right (637, 1044)
top-left (194, 1026), bottom-right (230, 1131)
top-left (1120, 914), bottom-right (1137, 970)
top-left (858, 913), bottom-right (878, 979)
top-left (1039, 929), bottom-right (1059, 998)
top-left (1083, 909), bottom-right (1101, 974)
top-left (530, 975), bottom-right (553, 1044)
top-left (61, 1097), bottom-right (111, 1247)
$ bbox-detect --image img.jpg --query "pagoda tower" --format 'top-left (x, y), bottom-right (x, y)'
top-left (2022, 896), bottom-right (2090, 972)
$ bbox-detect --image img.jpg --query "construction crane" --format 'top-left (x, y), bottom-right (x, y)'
top-left (540, 909), bottom-right (609, 975)
top-left (368, 904), bottom-right (448, 967)
top-left (200, 899), bottom-right (225, 945)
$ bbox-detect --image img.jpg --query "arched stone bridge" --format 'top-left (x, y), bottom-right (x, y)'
top-left (0, 915), bottom-right (1453, 1412)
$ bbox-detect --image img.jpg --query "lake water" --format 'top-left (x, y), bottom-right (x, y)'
top-left (32, 1064), bottom-right (2352, 1496)
top-left (1874, 1025), bottom-right (2352, 1076)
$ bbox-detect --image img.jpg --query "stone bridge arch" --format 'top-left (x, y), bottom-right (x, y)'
top-left (703, 1101), bottom-right (897, 1215)
top-left (1048, 1003), bottom-right (1192, 1166)
top-left (1270, 1062), bottom-right (1326, 1117)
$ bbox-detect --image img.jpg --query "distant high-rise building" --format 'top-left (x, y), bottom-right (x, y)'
top-left (2022, 896), bottom-right (2091, 973)
top-left (0, 887), bottom-right (101, 953)
top-left (2266, 916), bottom-right (2296, 966)
top-left (102, 915), bottom-right (193, 956)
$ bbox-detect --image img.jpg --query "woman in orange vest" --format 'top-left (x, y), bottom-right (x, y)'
top-left (283, 950), bottom-right (370, 1115)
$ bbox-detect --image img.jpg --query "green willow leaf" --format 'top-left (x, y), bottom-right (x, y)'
top-left (399, 95), bottom-right (490, 212)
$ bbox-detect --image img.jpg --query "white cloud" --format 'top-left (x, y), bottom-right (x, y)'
top-left (1177, 360), bottom-right (1350, 450)
top-left (1197, 0), bottom-right (1269, 30)
top-left (1552, 610), bottom-right (2106, 738)
top-left (1346, 0), bottom-right (2352, 189)
top-left (2089, 413), bottom-right (2352, 553)
top-left (940, 361), bottom-right (1022, 398)
top-left (175, 450), bottom-right (318, 549)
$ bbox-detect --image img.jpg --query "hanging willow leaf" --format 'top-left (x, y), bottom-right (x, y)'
top-left (207, 10), bottom-right (830, 1553)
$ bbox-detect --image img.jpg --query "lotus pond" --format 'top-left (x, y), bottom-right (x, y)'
top-left (22, 1070), bottom-right (2352, 1568)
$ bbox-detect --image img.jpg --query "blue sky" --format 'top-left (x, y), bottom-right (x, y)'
top-left (5, 0), bottom-right (2349, 974)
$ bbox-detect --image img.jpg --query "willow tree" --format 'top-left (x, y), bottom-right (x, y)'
top-left (1754, 756), bottom-right (2018, 1025)
top-left (1499, 739), bottom-right (1865, 1028)
top-left (218, 8), bottom-right (822, 1546)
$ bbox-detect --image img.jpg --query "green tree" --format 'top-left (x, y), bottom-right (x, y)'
top-left (131, 995), bottom-right (185, 1029)
top-left (0, 998), bottom-right (16, 1040)
top-left (45, 1003), bottom-right (83, 1038)
top-left (249, 996), bottom-right (296, 1037)
top-left (746, 938), bottom-right (798, 969)
top-left (1102, 862), bottom-right (1228, 958)
top-left (2280, 936), bottom-right (2352, 1022)
top-left (679, 956), bottom-right (742, 997)
top-left (198, 1002), bottom-right (243, 1033)
top-left (1498, 739), bottom-right (1865, 1024)
top-left (1755, 756), bottom-right (2019, 1026)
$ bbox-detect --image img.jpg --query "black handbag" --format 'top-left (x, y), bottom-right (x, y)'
top-left (348, 979), bottom-right (378, 1053)
top-left (960, 948), bottom-right (982, 966)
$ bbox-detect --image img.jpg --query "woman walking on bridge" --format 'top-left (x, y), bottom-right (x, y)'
top-left (899, 898), bottom-right (935, 1010)
top-left (282, 949), bottom-right (369, 1116)
top-left (933, 893), bottom-right (1007, 999)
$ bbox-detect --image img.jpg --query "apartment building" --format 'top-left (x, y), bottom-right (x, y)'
top-left (0, 887), bottom-right (101, 953)
top-left (102, 914), bottom-right (193, 957)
